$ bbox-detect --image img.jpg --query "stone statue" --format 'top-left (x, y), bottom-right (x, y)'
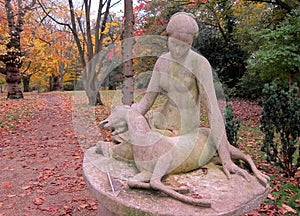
top-left (100, 105), bottom-right (268, 207)
top-left (98, 12), bottom-right (269, 208)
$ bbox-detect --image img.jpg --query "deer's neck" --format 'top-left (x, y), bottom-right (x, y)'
top-left (127, 110), bottom-right (150, 134)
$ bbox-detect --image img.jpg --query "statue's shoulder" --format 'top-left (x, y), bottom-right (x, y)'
top-left (189, 51), bottom-right (211, 72)
top-left (190, 50), bottom-right (209, 63)
top-left (158, 52), bottom-right (171, 61)
top-left (154, 52), bottom-right (172, 67)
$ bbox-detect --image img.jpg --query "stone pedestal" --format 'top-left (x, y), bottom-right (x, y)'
top-left (83, 146), bottom-right (269, 216)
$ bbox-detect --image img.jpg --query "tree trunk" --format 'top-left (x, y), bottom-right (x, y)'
top-left (5, 11), bottom-right (24, 99)
top-left (2, 0), bottom-right (36, 99)
top-left (22, 75), bottom-right (31, 92)
top-left (49, 74), bottom-right (62, 91)
top-left (122, 0), bottom-right (134, 105)
top-left (6, 65), bottom-right (23, 99)
top-left (65, 0), bottom-right (109, 106)
top-left (86, 90), bottom-right (103, 106)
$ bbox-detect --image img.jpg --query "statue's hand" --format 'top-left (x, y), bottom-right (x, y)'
top-left (222, 160), bottom-right (250, 181)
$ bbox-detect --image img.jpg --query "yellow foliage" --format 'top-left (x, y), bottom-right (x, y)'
top-left (101, 16), bottom-right (122, 46)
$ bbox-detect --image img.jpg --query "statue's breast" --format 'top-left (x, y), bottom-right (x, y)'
top-left (158, 61), bottom-right (197, 95)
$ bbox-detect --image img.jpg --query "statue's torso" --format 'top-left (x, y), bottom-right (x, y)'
top-left (147, 52), bottom-right (201, 136)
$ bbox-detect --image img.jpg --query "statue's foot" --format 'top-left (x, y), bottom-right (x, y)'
top-left (243, 155), bottom-right (270, 187)
top-left (254, 170), bottom-right (270, 187)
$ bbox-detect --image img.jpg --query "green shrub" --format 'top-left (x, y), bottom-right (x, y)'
top-left (232, 72), bottom-right (267, 100)
top-left (260, 83), bottom-right (300, 177)
top-left (225, 104), bottom-right (240, 148)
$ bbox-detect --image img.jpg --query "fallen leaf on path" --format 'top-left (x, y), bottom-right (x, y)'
top-left (32, 197), bottom-right (45, 205)
top-left (79, 203), bottom-right (89, 209)
top-left (3, 182), bottom-right (13, 188)
top-left (39, 205), bottom-right (60, 213)
top-left (21, 185), bottom-right (31, 190)
top-left (281, 203), bottom-right (297, 214)
top-left (267, 194), bottom-right (277, 201)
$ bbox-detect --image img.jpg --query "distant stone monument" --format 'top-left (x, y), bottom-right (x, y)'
top-left (83, 12), bottom-right (269, 215)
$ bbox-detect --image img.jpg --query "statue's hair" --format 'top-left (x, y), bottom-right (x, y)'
top-left (166, 12), bottom-right (199, 38)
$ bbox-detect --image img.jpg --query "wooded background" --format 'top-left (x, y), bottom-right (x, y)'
top-left (0, 0), bottom-right (299, 101)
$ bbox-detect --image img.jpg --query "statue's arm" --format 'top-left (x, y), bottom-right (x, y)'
top-left (135, 91), bottom-right (159, 115)
top-left (196, 56), bottom-right (233, 178)
top-left (132, 60), bottom-right (161, 115)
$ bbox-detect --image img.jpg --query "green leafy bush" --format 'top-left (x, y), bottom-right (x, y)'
top-left (225, 104), bottom-right (240, 147)
top-left (232, 72), bottom-right (267, 100)
top-left (260, 83), bottom-right (300, 177)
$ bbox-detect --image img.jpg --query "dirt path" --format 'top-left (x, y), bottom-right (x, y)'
top-left (0, 93), bottom-right (98, 216)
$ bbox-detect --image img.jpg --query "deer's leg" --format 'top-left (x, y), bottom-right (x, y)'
top-left (148, 153), bottom-right (211, 207)
top-left (128, 171), bottom-right (152, 189)
top-left (228, 144), bottom-right (270, 186)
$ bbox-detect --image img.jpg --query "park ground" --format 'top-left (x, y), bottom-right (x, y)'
top-left (0, 92), bottom-right (299, 216)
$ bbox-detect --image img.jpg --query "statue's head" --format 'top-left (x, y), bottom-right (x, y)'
top-left (166, 12), bottom-right (199, 44)
top-left (99, 105), bottom-right (130, 135)
top-left (166, 12), bottom-right (199, 59)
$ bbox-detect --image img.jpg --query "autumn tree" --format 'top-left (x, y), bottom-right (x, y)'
top-left (38, 0), bottom-right (121, 105)
top-left (0, 0), bottom-right (36, 99)
top-left (19, 8), bottom-right (54, 92)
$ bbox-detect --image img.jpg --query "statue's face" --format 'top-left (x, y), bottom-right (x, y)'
top-left (168, 33), bottom-right (192, 60)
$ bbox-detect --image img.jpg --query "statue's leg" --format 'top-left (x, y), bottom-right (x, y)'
top-left (228, 144), bottom-right (270, 186)
top-left (96, 141), bottom-right (112, 157)
top-left (111, 141), bottom-right (134, 161)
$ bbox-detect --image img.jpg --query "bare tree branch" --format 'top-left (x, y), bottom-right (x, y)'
top-left (37, 0), bottom-right (73, 30)
top-left (21, 61), bottom-right (31, 74)
top-left (37, 37), bottom-right (52, 46)
top-left (205, 4), bottom-right (229, 43)
top-left (110, 0), bottom-right (121, 10)
top-left (95, 0), bottom-right (111, 54)
top-left (76, 14), bottom-right (88, 46)
top-left (68, 0), bottom-right (86, 68)
top-left (94, 0), bottom-right (104, 54)
top-left (85, 0), bottom-right (94, 59)
top-left (39, 9), bottom-right (52, 24)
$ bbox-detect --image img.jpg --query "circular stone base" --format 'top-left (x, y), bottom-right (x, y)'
top-left (83, 146), bottom-right (269, 216)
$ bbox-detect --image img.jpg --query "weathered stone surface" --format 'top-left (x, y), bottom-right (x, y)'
top-left (83, 147), bottom-right (269, 216)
